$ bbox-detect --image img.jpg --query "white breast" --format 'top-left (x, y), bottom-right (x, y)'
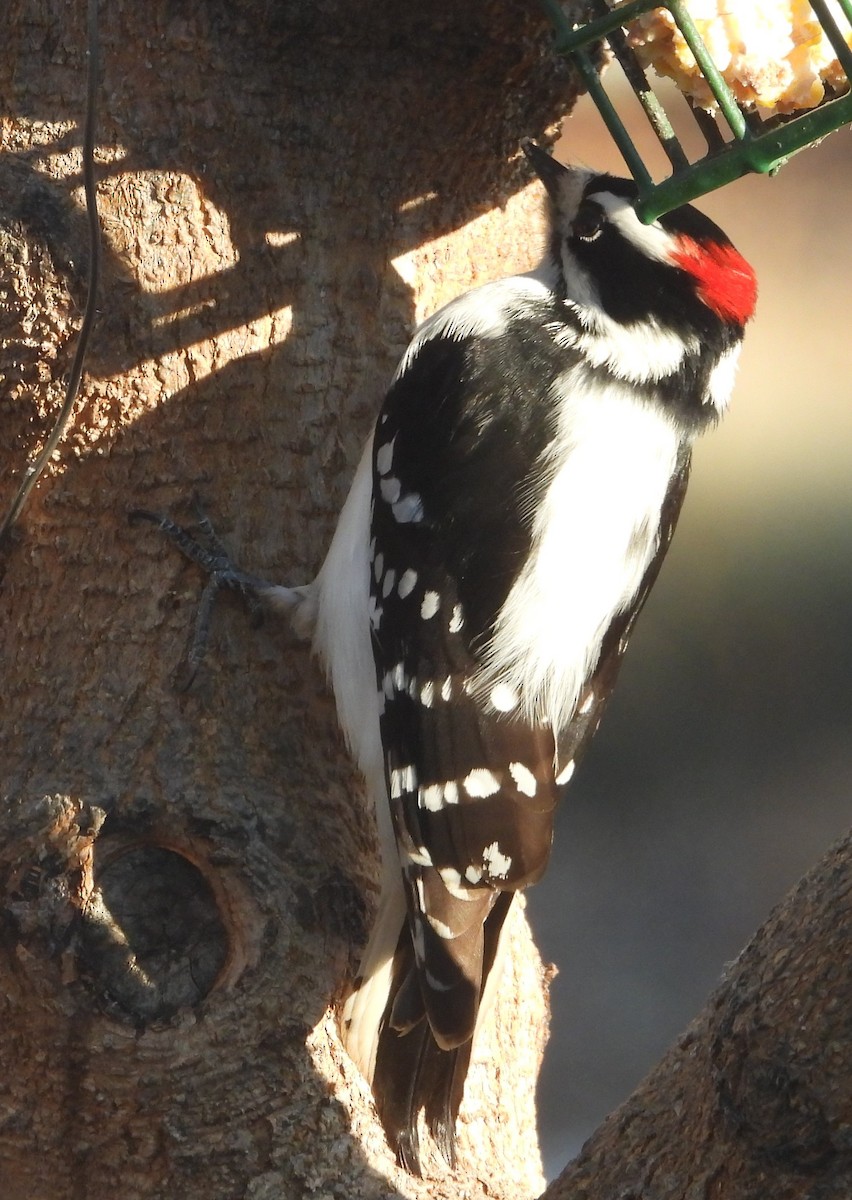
top-left (476, 367), bottom-right (681, 733)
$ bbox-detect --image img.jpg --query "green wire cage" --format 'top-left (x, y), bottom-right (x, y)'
top-left (538, 0), bottom-right (852, 220)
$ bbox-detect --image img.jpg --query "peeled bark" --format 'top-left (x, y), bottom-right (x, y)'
top-left (0, 1), bottom-right (575, 1197)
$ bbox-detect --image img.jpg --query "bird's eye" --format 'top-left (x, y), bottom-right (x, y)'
top-left (572, 202), bottom-right (605, 243)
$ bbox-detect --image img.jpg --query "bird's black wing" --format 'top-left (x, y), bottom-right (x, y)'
top-left (368, 316), bottom-right (691, 1169)
top-left (367, 320), bottom-right (570, 1168)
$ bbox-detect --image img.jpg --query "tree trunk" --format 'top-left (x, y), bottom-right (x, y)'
top-left (5, 4), bottom-right (850, 1199)
top-left (0, 2), bottom-right (575, 1197)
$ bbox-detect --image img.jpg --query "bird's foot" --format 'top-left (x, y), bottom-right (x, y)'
top-left (130, 501), bottom-right (314, 688)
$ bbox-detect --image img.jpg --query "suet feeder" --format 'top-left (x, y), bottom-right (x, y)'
top-left (538, 0), bottom-right (852, 220)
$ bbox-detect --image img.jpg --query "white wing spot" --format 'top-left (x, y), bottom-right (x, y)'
top-left (578, 690), bottom-right (595, 715)
top-left (368, 597), bottom-right (383, 630)
top-left (440, 676), bottom-right (453, 702)
top-left (555, 759), bottom-right (575, 786)
top-left (449, 603), bottom-right (464, 633)
top-left (406, 844), bottom-right (433, 867)
top-left (438, 865), bottom-right (478, 900)
top-left (443, 780), bottom-right (459, 804)
top-left (482, 841), bottom-right (512, 879)
top-left (382, 672), bottom-right (394, 699)
top-left (463, 768), bottom-right (501, 798)
top-left (509, 761), bottom-right (537, 797)
top-left (464, 865), bottom-right (483, 884)
top-left (419, 783), bottom-right (445, 811)
top-left (393, 492), bottom-right (424, 523)
top-left (382, 569), bottom-right (396, 598)
top-left (397, 568), bottom-right (418, 598)
top-left (373, 552), bottom-right (384, 582)
top-left (376, 437), bottom-right (395, 476)
top-left (421, 591), bottom-right (440, 620)
top-left (391, 661), bottom-right (407, 691)
top-left (427, 913), bottom-right (455, 940)
top-left (419, 680), bottom-right (435, 708)
top-left (380, 475), bottom-right (402, 505)
top-left (369, 536), bottom-right (377, 561)
top-left (390, 764), bottom-right (418, 798)
top-left (490, 682), bottom-right (519, 712)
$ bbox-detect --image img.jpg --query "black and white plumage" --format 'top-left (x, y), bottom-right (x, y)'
top-left (276, 143), bottom-right (756, 1170)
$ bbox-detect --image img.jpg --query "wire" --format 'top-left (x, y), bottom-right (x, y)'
top-left (0, 0), bottom-right (102, 549)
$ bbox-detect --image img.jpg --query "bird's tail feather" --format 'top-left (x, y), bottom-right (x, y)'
top-left (340, 866), bottom-right (406, 1085)
top-left (369, 890), bottom-right (515, 1173)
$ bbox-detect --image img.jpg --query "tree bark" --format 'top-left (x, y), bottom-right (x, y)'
top-left (0, 2), bottom-right (575, 1197)
top-left (5, 4), bottom-right (850, 1199)
top-left (545, 832), bottom-right (852, 1200)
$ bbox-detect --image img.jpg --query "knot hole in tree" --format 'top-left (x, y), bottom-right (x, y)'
top-left (77, 843), bottom-right (230, 1023)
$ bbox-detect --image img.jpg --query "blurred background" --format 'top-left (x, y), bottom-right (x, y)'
top-left (529, 72), bottom-right (852, 1177)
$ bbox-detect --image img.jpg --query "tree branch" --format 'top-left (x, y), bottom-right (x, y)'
top-left (546, 831), bottom-right (852, 1199)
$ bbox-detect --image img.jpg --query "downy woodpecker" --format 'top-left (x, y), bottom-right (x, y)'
top-left (139, 142), bottom-right (757, 1173)
top-left (320, 142), bottom-right (756, 1169)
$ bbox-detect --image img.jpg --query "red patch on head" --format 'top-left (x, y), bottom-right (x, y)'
top-left (671, 236), bottom-right (757, 325)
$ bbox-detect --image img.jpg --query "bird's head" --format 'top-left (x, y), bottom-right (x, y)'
top-left (522, 140), bottom-right (757, 418)
top-left (522, 139), bottom-right (757, 332)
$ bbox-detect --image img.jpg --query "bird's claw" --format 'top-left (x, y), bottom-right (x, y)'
top-left (129, 504), bottom-right (269, 687)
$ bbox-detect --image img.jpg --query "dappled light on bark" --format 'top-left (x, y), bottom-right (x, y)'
top-left (0, 1), bottom-right (575, 1196)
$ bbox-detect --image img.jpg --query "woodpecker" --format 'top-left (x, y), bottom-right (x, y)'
top-left (136, 142), bottom-right (757, 1173)
top-left (324, 142), bottom-right (756, 1169)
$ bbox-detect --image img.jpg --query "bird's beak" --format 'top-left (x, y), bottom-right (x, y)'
top-left (521, 139), bottom-right (573, 201)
